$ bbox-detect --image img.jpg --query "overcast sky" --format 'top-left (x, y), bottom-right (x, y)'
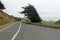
top-left (1, 0), bottom-right (60, 21)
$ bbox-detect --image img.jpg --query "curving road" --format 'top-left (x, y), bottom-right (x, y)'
top-left (0, 22), bottom-right (60, 40)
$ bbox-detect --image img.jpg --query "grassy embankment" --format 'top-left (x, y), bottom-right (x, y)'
top-left (0, 10), bottom-right (16, 26)
top-left (0, 18), bottom-right (14, 26)
top-left (25, 21), bottom-right (60, 29)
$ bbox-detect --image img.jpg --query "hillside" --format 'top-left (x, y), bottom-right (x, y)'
top-left (0, 10), bottom-right (15, 25)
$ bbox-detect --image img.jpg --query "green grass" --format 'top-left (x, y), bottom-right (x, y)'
top-left (0, 17), bottom-right (3, 22)
top-left (0, 20), bottom-right (9, 25)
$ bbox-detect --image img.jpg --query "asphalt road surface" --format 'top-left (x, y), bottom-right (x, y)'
top-left (0, 22), bottom-right (60, 40)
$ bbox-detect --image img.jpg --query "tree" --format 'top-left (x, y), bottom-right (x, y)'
top-left (20, 4), bottom-right (42, 23)
top-left (0, 1), bottom-right (5, 10)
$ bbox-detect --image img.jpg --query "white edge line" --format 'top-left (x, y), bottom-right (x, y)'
top-left (11, 22), bottom-right (21, 40)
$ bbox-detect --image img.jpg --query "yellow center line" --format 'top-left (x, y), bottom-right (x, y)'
top-left (0, 23), bottom-right (16, 32)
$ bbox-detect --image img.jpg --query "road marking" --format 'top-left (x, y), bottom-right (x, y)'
top-left (0, 23), bottom-right (16, 32)
top-left (11, 22), bottom-right (21, 40)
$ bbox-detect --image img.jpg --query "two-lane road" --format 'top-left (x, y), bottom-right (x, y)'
top-left (0, 22), bottom-right (60, 40)
top-left (0, 22), bottom-right (21, 40)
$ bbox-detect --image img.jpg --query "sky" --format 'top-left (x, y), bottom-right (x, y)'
top-left (1, 0), bottom-right (60, 21)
